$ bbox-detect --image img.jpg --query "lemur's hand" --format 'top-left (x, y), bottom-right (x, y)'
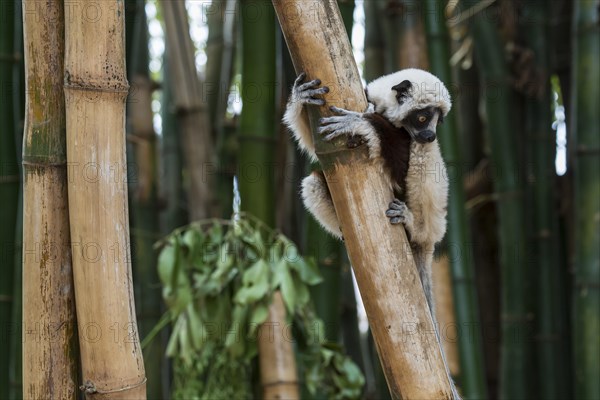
top-left (291, 72), bottom-right (329, 107)
top-left (318, 106), bottom-right (366, 141)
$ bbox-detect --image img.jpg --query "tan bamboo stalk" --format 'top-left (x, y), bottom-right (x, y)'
top-left (21, 0), bottom-right (78, 397)
top-left (63, 0), bottom-right (146, 397)
top-left (160, 0), bottom-right (215, 220)
top-left (432, 254), bottom-right (460, 377)
top-left (273, 0), bottom-right (454, 398)
top-left (257, 292), bottom-right (299, 399)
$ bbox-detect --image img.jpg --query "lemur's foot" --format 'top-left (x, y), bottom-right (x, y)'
top-left (292, 72), bottom-right (329, 106)
top-left (385, 198), bottom-right (409, 225)
top-left (318, 106), bottom-right (365, 141)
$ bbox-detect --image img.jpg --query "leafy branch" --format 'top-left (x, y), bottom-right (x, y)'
top-left (150, 213), bottom-right (364, 399)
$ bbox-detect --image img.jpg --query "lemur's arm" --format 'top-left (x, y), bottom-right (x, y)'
top-left (283, 73), bottom-right (329, 162)
top-left (319, 106), bottom-right (382, 159)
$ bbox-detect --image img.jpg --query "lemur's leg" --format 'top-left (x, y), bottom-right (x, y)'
top-left (386, 199), bottom-right (415, 233)
top-left (301, 171), bottom-right (342, 239)
top-left (283, 73), bottom-right (329, 162)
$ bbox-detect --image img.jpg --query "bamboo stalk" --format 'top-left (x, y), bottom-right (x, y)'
top-left (571, 1), bottom-right (600, 398)
top-left (257, 292), bottom-right (300, 399)
top-left (239, 2), bottom-right (299, 397)
top-left (64, 1), bottom-right (146, 397)
top-left (423, 2), bottom-right (488, 398)
top-left (9, 2), bottom-right (25, 397)
top-left (21, 0), bottom-right (79, 397)
top-left (127, 3), bottom-right (163, 397)
top-left (160, 0), bottom-right (215, 221)
top-left (363, 0), bottom-right (385, 81)
top-left (521, 2), bottom-right (569, 398)
top-left (432, 254), bottom-right (460, 377)
top-left (273, 1), bottom-right (454, 398)
top-left (160, 49), bottom-right (187, 234)
top-left (307, 0), bottom-right (354, 349)
top-left (465, 1), bottom-right (534, 397)
top-left (0, 0), bottom-right (19, 395)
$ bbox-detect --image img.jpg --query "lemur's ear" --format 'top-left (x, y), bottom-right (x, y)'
top-left (391, 80), bottom-right (412, 105)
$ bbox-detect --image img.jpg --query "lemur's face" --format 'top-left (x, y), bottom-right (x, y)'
top-left (365, 74), bottom-right (448, 144)
top-left (402, 106), bottom-right (444, 144)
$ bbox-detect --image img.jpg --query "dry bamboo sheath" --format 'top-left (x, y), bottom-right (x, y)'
top-left (22, 0), bottom-right (78, 397)
top-left (272, 0), bottom-right (454, 398)
top-left (64, 0), bottom-right (146, 398)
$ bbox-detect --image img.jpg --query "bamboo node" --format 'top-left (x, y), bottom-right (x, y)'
top-left (262, 379), bottom-right (299, 388)
top-left (79, 378), bottom-right (147, 395)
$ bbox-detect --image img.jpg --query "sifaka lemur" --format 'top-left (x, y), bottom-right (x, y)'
top-left (284, 68), bottom-right (459, 398)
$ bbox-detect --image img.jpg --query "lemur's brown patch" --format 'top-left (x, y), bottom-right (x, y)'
top-left (364, 113), bottom-right (411, 195)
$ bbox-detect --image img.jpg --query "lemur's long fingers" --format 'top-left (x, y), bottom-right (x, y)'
top-left (388, 200), bottom-right (407, 210)
top-left (318, 122), bottom-right (351, 135)
top-left (301, 87), bottom-right (329, 97)
top-left (319, 115), bottom-right (348, 125)
top-left (303, 98), bottom-right (326, 106)
top-left (329, 106), bottom-right (359, 116)
top-left (294, 72), bottom-right (307, 87)
top-left (385, 209), bottom-right (404, 217)
top-left (389, 217), bottom-right (403, 225)
top-left (297, 79), bottom-right (322, 92)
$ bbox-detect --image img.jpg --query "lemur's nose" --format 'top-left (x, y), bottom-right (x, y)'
top-left (420, 130), bottom-right (436, 143)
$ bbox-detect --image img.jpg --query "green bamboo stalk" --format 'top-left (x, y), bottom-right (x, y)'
top-left (160, 48), bottom-right (188, 234)
top-left (239, 0), bottom-right (276, 226)
top-left (240, 3), bottom-right (300, 397)
top-left (9, 190), bottom-right (23, 400)
top-left (465, 1), bottom-right (534, 397)
top-left (126, 2), bottom-right (163, 397)
top-left (9, 2), bottom-right (25, 397)
top-left (205, 1), bottom-right (225, 129)
top-left (363, 0), bottom-right (385, 82)
top-left (423, 2), bottom-right (487, 398)
top-left (571, 1), bottom-right (600, 399)
top-left (521, 2), bottom-right (569, 398)
top-left (209, 0), bottom-right (238, 218)
top-left (0, 1), bottom-right (19, 395)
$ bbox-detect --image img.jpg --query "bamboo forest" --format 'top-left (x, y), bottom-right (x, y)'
top-left (0, 0), bottom-right (598, 399)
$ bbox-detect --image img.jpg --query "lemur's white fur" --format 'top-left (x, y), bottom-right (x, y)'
top-left (284, 68), bottom-right (459, 399)
top-left (367, 68), bottom-right (452, 124)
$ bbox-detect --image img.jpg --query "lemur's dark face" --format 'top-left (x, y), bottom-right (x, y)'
top-left (402, 106), bottom-right (444, 144)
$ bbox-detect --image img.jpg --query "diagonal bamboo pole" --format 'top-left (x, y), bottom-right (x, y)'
top-left (273, 0), bottom-right (453, 398)
top-left (64, 0), bottom-right (146, 397)
top-left (22, 0), bottom-right (79, 397)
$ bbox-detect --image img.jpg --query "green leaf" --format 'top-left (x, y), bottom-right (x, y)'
top-left (289, 256), bottom-right (323, 286)
top-left (157, 241), bottom-right (177, 287)
top-left (248, 303), bottom-right (269, 336)
top-left (187, 303), bottom-right (204, 349)
top-left (293, 274), bottom-right (310, 308)
top-left (234, 260), bottom-right (270, 304)
top-left (279, 265), bottom-right (296, 314)
top-left (226, 306), bottom-right (247, 357)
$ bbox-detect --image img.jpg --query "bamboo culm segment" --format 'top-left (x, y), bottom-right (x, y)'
top-left (239, 2), bottom-right (300, 398)
top-left (273, 0), bottom-right (454, 398)
top-left (22, 0), bottom-right (79, 397)
top-left (64, 0), bottom-right (146, 397)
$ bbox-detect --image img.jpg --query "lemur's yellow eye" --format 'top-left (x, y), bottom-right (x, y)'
top-left (418, 115), bottom-right (427, 123)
